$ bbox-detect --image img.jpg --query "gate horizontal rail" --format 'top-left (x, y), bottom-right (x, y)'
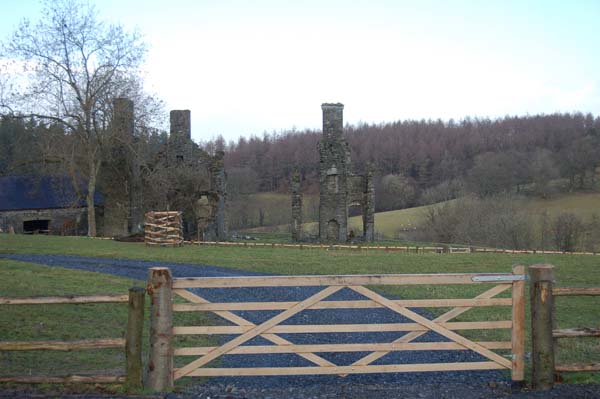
top-left (173, 321), bottom-right (513, 335)
top-left (172, 273), bottom-right (524, 288)
top-left (146, 266), bottom-right (526, 391)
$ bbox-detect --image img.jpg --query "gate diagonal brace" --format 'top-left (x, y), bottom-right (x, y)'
top-left (350, 284), bottom-right (510, 368)
top-left (174, 285), bottom-right (343, 380)
top-left (349, 285), bottom-right (512, 369)
top-left (172, 289), bottom-right (337, 371)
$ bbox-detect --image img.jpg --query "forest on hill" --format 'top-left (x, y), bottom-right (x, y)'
top-left (223, 112), bottom-right (600, 213)
top-left (226, 113), bottom-right (599, 195)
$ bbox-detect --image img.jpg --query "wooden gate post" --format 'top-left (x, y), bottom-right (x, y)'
top-left (511, 265), bottom-right (526, 386)
top-left (126, 287), bottom-right (145, 390)
top-left (530, 264), bottom-right (555, 390)
top-left (146, 268), bottom-right (174, 391)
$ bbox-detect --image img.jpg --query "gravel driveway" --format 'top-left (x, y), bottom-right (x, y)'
top-left (2, 254), bottom-right (599, 399)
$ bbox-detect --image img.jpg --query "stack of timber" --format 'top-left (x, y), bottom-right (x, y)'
top-left (145, 211), bottom-right (183, 247)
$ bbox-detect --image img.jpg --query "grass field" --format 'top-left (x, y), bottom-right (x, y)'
top-left (0, 256), bottom-right (213, 391)
top-left (1, 234), bottom-right (599, 384)
top-left (352, 192), bottom-right (600, 238)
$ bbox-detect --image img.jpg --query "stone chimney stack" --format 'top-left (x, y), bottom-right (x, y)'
top-left (321, 103), bottom-right (344, 139)
top-left (170, 110), bottom-right (191, 140)
top-left (113, 98), bottom-right (134, 138)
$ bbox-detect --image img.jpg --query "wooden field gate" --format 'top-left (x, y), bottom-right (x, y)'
top-left (146, 266), bottom-right (527, 391)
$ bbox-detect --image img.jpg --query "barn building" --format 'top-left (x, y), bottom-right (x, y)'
top-left (0, 175), bottom-right (103, 235)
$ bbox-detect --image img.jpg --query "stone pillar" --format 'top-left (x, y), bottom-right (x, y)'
top-left (291, 169), bottom-right (303, 242)
top-left (318, 103), bottom-right (348, 243)
top-left (363, 163), bottom-right (375, 242)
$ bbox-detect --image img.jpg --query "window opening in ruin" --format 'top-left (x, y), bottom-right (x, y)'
top-left (327, 219), bottom-right (339, 241)
top-left (326, 175), bottom-right (338, 193)
top-left (23, 219), bottom-right (50, 234)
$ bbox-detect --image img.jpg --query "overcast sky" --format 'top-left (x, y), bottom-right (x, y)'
top-left (1, 0), bottom-right (599, 142)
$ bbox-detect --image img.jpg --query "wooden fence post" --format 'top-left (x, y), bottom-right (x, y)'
top-left (126, 287), bottom-right (145, 390)
top-left (146, 268), bottom-right (173, 391)
top-left (530, 264), bottom-right (555, 390)
top-left (511, 265), bottom-right (526, 386)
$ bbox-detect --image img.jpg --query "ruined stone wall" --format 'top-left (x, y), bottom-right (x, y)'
top-left (164, 109), bottom-right (228, 241)
top-left (291, 170), bottom-right (302, 241)
top-left (316, 103), bottom-right (375, 243)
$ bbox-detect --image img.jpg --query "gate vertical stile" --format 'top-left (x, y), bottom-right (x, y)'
top-left (511, 265), bottom-right (526, 385)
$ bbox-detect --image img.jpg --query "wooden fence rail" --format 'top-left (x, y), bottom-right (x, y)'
top-left (0, 287), bottom-right (145, 390)
top-left (146, 266), bottom-right (526, 391)
top-left (180, 240), bottom-right (600, 256)
top-left (530, 264), bottom-right (600, 391)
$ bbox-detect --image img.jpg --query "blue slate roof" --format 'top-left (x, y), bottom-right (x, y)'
top-left (0, 175), bottom-right (103, 211)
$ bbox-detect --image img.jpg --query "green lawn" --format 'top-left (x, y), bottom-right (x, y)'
top-left (1, 234), bottom-right (599, 384)
top-left (0, 257), bottom-right (213, 392)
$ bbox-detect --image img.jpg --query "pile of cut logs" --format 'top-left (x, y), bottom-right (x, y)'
top-left (144, 211), bottom-right (183, 246)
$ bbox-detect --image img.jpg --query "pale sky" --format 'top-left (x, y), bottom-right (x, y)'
top-left (1, 0), bottom-right (599, 142)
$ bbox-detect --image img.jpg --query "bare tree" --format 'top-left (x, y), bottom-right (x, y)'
top-left (1, 0), bottom-right (146, 236)
top-left (552, 213), bottom-right (583, 252)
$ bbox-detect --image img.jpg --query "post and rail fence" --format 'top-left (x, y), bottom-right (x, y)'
top-left (0, 287), bottom-right (145, 390)
top-left (184, 240), bottom-right (600, 256)
top-left (529, 264), bottom-right (600, 390)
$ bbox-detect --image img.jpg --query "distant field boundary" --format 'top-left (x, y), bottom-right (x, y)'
top-left (182, 240), bottom-right (600, 256)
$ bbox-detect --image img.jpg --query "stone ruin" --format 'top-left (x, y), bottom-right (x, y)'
top-left (291, 103), bottom-right (375, 243)
top-left (163, 110), bottom-right (227, 241)
top-left (102, 98), bottom-right (144, 237)
top-left (102, 101), bottom-right (227, 241)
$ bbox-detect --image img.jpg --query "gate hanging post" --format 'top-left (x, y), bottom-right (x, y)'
top-left (126, 286), bottom-right (145, 391)
top-left (511, 265), bottom-right (526, 386)
top-left (529, 264), bottom-right (555, 391)
top-left (146, 267), bottom-right (174, 391)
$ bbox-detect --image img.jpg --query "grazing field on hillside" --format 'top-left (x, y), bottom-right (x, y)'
top-left (1, 234), bottom-right (599, 383)
top-left (347, 192), bottom-right (600, 239)
top-left (245, 192), bottom-right (600, 241)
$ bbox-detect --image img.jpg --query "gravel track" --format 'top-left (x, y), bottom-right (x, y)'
top-left (2, 254), bottom-right (599, 398)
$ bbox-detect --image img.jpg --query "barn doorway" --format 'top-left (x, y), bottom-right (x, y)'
top-left (23, 219), bottom-right (50, 234)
